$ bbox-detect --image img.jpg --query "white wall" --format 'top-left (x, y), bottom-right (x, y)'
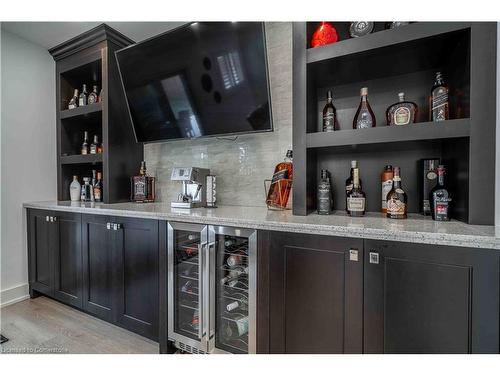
top-left (0, 29), bottom-right (57, 306)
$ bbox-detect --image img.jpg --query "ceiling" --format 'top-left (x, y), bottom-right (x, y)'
top-left (1, 22), bottom-right (186, 49)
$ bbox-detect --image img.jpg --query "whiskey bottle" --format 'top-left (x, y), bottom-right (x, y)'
top-left (345, 160), bottom-right (362, 211)
top-left (93, 172), bottom-right (102, 203)
top-left (386, 92), bottom-right (418, 126)
top-left (386, 167), bottom-right (408, 219)
top-left (265, 150), bottom-right (293, 209)
top-left (88, 85), bottom-right (99, 104)
top-left (353, 87), bottom-right (376, 129)
top-left (381, 165), bottom-right (394, 214)
top-left (90, 135), bottom-right (99, 154)
top-left (78, 84), bottom-right (88, 106)
top-left (322, 90), bottom-right (336, 132)
top-left (347, 166), bottom-right (366, 217)
top-left (419, 158), bottom-right (440, 215)
top-left (80, 177), bottom-right (93, 202)
top-left (68, 89), bottom-right (79, 109)
top-left (429, 165), bottom-right (451, 221)
top-left (317, 169), bottom-right (332, 215)
top-left (131, 161), bottom-right (156, 203)
top-left (430, 72), bottom-right (449, 122)
top-left (81, 131), bottom-right (89, 155)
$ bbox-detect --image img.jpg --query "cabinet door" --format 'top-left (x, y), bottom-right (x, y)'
top-left (28, 209), bottom-right (54, 296)
top-left (364, 239), bottom-right (500, 354)
top-left (268, 232), bottom-right (363, 353)
top-left (82, 214), bottom-right (114, 321)
top-left (53, 212), bottom-right (83, 308)
top-left (113, 216), bottom-right (159, 341)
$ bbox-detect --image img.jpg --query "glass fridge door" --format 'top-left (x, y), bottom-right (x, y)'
top-left (208, 226), bottom-right (256, 354)
top-left (168, 222), bottom-right (208, 353)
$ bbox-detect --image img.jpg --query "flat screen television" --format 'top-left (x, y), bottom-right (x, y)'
top-left (116, 22), bottom-right (272, 143)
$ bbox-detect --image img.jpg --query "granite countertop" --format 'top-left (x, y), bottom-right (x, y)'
top-left (23, 201), bottom-right (500, 250)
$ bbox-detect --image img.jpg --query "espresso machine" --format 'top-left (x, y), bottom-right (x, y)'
top-left (171, 167), bottom-right (210, 208)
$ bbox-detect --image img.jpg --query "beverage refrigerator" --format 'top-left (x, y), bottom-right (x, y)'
top-left (167, 222), bottom-right (257, 354)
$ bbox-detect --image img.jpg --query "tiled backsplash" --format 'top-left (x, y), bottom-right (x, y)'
top-left (144, 22), bottom-right (292, 207)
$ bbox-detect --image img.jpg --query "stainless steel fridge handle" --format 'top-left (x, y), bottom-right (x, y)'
top-left (198, 243), bottom-right (205, 340)
top-left (208, 241), bottom-right (216, 339)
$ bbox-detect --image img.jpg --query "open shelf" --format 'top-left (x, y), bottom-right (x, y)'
top-left (306, 22), bottom-right (470, 64)
top-left (60, 102), bottom-right (102, 119)
top-left (60, 154), bottom-right (103, 165)
top-left (306, 119), bottom-right (470, 149)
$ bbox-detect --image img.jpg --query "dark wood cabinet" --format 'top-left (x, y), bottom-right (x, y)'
top-left (81, 214), bottom-right (115, 321)
top-left (53, 211), bottom-right (83, 308)
top-left (29, 209), bottom-right (160, 342)
top-left (81, 214), bottom-right (159, 340)
top-left (267, 231), bottom-right (363, 353)
top-left (114, 216), bottom-right (159, 340)
top-left (364, 239), bottom-right (500, 354)
top-left (28, 209), bottom-right (56, 296)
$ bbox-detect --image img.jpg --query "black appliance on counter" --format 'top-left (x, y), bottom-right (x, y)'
top-left (116, 22), bottom-right (272, 143)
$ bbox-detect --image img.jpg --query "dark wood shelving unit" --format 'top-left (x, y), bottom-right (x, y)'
top-left (293, 22), bottom-right (497, 225)
top-left (306, 119), bottom-right (471, 149)
top-left (50, 24), bottom-right (143, 203)
top-left (60, 154), bottom-right (103, 165)
top-left (60, 102), bottom-right (102, 119)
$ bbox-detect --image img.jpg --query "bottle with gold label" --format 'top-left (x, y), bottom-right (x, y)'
top-left (381, 165), bottom-right (394, 214)
top-left (347, 166), bottom-right (366, 217)
top-left (386, 92), bottom-right (418, 126)
top-left (386, 166), bottom-right (408, 219)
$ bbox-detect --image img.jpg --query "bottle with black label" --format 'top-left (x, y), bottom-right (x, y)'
top-left (419, 158), bottom-right (440, 215)
top-left (430, 72), bottom-right (449, 122)
top-left (347, 166), bottom-right (366, 217)
top-left (322, 90), bottom-right (336, 132)
top-left (386, 167), bottom-right (408, 219)
top-left (429, 165), bottom-right (451, 221)
top-left (345, 160), bottom-right (362, 212)
top-left (317, 169), bottom-right (332, 215)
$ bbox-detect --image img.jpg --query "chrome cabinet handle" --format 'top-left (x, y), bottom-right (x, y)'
top-left (369, 252), bottom-right (380, 264)
top-left (113, 223), bottom-right (122, 230)
top-left (52, 216), bottom-right (57, 222)
top-left (198, 243), bottom-right (205, 340)
top-left (46, 216), bottom-right (50, 222)
top-left (106, 222), bottom-right (111, 230)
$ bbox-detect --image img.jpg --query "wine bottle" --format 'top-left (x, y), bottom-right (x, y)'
top-left (225, 292), bottom-right (248, 313)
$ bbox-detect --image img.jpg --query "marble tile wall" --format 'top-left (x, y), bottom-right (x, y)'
top-left (143, 22), bottom-right (293, 207)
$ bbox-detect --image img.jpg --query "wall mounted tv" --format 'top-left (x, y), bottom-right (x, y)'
top-left (116, 22), bottom-right (272, 143)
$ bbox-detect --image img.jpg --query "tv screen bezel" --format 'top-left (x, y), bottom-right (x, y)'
top-left (115, 21), bottom-right (274, 144)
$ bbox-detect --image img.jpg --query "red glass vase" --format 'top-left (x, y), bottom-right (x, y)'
top-left (311, 22), bottom-right (338, 48)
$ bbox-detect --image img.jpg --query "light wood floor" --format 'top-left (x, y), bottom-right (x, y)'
top-left (0, 296), bottom-right (159, 354)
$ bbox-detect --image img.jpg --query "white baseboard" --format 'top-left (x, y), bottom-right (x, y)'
top-left (1, 284), bottom-right (30, 308)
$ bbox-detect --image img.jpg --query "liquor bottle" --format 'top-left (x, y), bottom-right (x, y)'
top-left (317, 169), bottom-right (332, 215)
top-left (322, 90), bottom-right (336, 132)
top-left (130, 161), bottom-right (156, 203)
top-left (88, 85), bottom-right (99, 104)
top-left (386, 167), bottom-right (408, 219)
top-left (430, 72), bottom-right (449, 122)
top-left (226, 292), bottom-right (248, 313)
top-left (346, 166), bottom-right (366, 216)
top-left (386, 92), bottom-right (418, 126)
top-left (224, 238), bottom-right (236, 247)
top-left (353, 87), bottom-right (376, 129)
top-left (81, 131), bottom-right (89, 155)
top-left (221, 315), bottom-right (248, 339)
top-left (419, 158), bottom-right (440, 215)
top-left (93, 172), bottom-right (102, 203)
top-left (265, 150), bottom-right (293, 209)
top-left (345, 160), bottom-right (362, 211)
top-left (69, 176), bottom-right (81, 202)
top-left (90, 170), bottom-right (97, 202)
top-left (349, 22), bottom-right (374, 38)
top-left (381, 165), bottom-right (394, 214)
top-left (80, 177), bottom-right (93, 202)
top-left (310, 22), bottom-right (338, 48)
top-left (429, 165), bottom-right (451, 221)
top-left (78, 84), bottom-right (88, 106)
top-left (68, 89), bottom-right (79, 109)
top-left (98, 88), bottom-right (103, 103)
top-left (90, 135), bottom-right (100, 154)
